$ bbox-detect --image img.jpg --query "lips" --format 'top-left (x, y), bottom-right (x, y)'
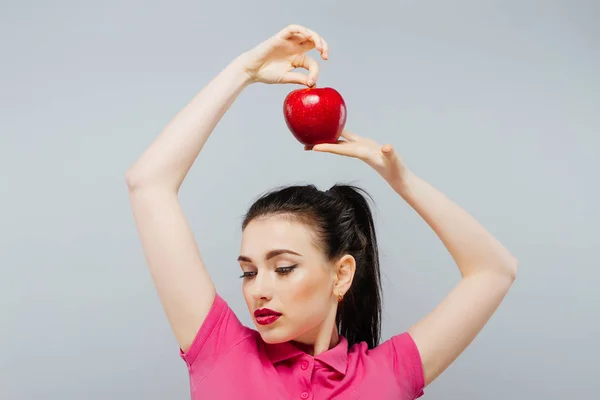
top-left (254, 308), bottom-right (282, 326)
top-left (254, 308), bottom-right (282, 317)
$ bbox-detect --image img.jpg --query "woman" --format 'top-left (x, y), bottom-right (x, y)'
top-left (126, 24), bottom-right (518, 399)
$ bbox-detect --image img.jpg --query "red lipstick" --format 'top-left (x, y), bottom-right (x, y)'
top-left (254, 308), bottom-right (282, 326)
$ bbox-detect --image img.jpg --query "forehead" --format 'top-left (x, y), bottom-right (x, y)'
top-left (240, 216), bottom-right (317, 255)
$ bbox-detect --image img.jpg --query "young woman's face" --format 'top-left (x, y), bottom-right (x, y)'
top-left (239, 215), bottom-right (338, 344)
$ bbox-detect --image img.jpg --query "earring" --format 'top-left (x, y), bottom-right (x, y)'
top-left (337, 293), bottom-right (343, 302)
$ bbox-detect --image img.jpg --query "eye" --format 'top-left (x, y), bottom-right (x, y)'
top-left (276, 265), bottom-right (297, 275)
top-left (239, 271), bottom-right (257, 279)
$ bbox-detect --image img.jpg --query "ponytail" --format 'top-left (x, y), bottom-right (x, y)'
top-left (327, 184), bottom-right (382, 349)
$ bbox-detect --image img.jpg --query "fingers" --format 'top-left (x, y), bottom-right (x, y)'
top-left (310, 141), bottom-right (362, 158)
top-left (340, 130), bottom-right (361, 142)
top-left (279, 24), bottom-right (311, 39)
top-left (289, 54), bottom-right (319, 86)
top-left (304, 140), bottom-right (346, 151)
top-left (303, 28), bottom-right (328, 60)
top-left (309, 30), bottom-right (329, 59)
top-left (279, 24), bottom-right (328, 59)
top-left (305, 28), bottom-right (328, 59)
top-left (381, 144), bottom-right (399, 162)
top-left (280, 71), bottom-right (312, 86)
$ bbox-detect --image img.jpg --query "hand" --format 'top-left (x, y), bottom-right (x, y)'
top-left (238, 24), bottom-right (328, 87)
top-left (307, 131), bottom-right (410, 187)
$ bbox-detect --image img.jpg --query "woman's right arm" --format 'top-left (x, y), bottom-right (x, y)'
top-left (125, 60), bottom-right (251, 352)
top-left (125, 25), bottom-right (328, 352)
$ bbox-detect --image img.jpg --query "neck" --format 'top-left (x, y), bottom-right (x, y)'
top-left (292, 304), bottom-right (340, 356)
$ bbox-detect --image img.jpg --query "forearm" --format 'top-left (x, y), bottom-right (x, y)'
top-left (392, 171), bottom-right (518, 280)
top-left (126, 57), bottom-right (252, 192)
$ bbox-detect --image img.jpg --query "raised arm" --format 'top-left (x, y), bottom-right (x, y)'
top-left (309, 130), bottom-right (518, 387)
top-left (125, 25), bottom-right (328, 352)
top-left (397, 171), bottom-right (518, 386)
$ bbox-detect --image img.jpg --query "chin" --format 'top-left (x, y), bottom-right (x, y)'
top-left (260, 333), bottom-right (288, 344)
top-left (255, 324), bottom-right (295, 344)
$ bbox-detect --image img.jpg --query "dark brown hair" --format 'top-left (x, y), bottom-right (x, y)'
top-left (242, 183), bottom-right (382, 349)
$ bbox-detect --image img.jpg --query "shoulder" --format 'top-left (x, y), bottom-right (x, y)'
top-left (350, 332), bottom-right (421, 360)
top-left (350, 333), bottom-right (425, 398)
top-left (180, 293), bottom-right (257, 367)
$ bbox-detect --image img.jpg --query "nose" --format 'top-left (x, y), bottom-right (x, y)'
top-left (248, 272), bottom-right (274, 302)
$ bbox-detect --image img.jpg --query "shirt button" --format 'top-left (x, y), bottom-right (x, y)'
top-left (300, 392), bottom-right (309, 399)
top-left (301, 361), bottom-right (309, 370)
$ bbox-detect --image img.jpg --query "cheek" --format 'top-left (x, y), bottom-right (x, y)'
top-left (287, 266), bottom-right (332, 303)
top-left (241, 284), bottom-right (252, 306)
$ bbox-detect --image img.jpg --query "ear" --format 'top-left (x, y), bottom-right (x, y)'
top-left (333, 254), bottom-right (356, 296)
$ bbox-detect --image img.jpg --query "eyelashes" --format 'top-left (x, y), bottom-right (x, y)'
top-left (239, 271), bottom-right (256, 279)
top-left (276, 265), bottom-right (297, 275)
top-left (239, 265), bottom-right (298, 279)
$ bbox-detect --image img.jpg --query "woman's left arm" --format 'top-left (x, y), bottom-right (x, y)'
top-left (310, 130), bottom-right (518, 387)
top-left (390, 170), bottom-right (517, 387)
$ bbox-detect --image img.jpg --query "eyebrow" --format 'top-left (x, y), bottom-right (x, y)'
top-left (237, 249), bottom-right (302, 263)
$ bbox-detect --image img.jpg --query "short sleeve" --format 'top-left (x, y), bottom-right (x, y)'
top-left (179, 293), bottom-right (252, 371)
top-left (389, 332), bottom-right (425, 398)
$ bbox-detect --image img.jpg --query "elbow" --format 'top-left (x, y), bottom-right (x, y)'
top-left (469, 256), bottom-right (518, 284)
top-left (502, 256), bottom-right (519, 283)
top-left (125, 168), bottom-right (145, 191)
top-left (125, 168), bottom-right (164, 192)
top-left (509, 256), bottom-right (519, 281)
top-left (125, 169), bottom-right (179, 194)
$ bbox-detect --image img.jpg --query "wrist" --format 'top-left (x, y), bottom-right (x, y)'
top-left (230, 53), bottom-right (257, 86)
top-left (390, 169), bottom-right (417, 196)
top-left (225, 55), bottom-right (255, 88)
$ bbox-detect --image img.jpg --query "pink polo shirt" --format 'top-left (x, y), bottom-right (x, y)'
top-left (180, 294), bottom-right (425, 399)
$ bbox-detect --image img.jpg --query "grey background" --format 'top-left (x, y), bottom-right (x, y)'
top-left (1, 0), bottom-right (598, 399)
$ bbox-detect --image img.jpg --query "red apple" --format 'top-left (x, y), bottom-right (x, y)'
top-left (283, 87), bottom-right (347, 145)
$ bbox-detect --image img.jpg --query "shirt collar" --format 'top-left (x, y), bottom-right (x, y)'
top-left (264, 335), bottom-right (349, 376)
